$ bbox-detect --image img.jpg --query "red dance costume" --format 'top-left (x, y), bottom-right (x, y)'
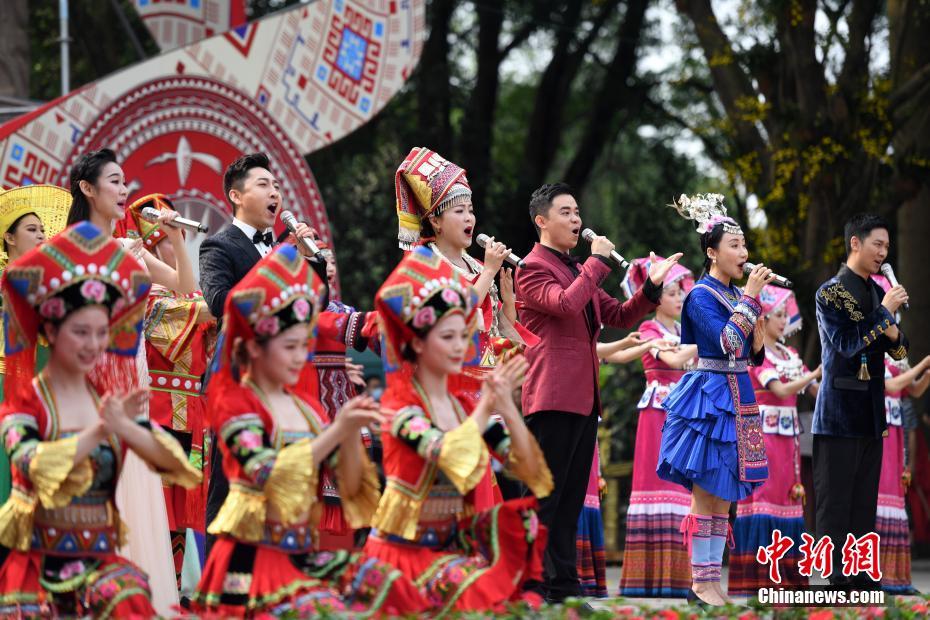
top-left (0, 223), bottom-right (200, 618)
top-left (363, 245), bottom-right (554, 615)
top-left (393, 147), bottom-right (538, 513)
top-left (192, 245), bottom-right (422, 616)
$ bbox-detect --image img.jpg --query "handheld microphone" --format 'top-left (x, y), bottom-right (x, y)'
top-left (140, 206), bottom-right (209, 234)
top-left (880, 263), bottom-right (908, 311)
top-left (581, 228), bottom-right (629, 268)
top-left (476, 233), bottom-right (525, 268)
top-left (280, 210), bottom-right (324, 261)
top-left (743, 262), bottom-right (793, 289)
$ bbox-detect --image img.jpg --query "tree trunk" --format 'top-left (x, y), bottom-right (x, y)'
top-left (0, 0), bottom-right (29, 98)
top-left (415, 0), bottom-right (456, 154)
top-left (890, 0), bottom-right (930, 393)
top-left (563, 0), bottom-right (650, 194)
top-left (458, 2), bottom-right (505, 222)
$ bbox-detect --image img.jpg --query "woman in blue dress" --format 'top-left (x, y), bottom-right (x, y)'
top-left (657, 194), bottom-right (776, 607)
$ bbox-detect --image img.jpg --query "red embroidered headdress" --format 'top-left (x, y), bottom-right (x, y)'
top-left (394, 147), bottom-right (472, 249)
top-left (118, 193), bottom-right (179, 250)
top-left (621, 256), bottom-right (695, 300)
top-left (374, 246), bottom-right (480, 382)
top-left (207, 244), bottom-right (325, 411)
top-left (1, 221), bottom-right (151, 406)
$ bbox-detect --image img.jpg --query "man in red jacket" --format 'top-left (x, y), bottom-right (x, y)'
top-left (516, 183), bottom-right (682, 603)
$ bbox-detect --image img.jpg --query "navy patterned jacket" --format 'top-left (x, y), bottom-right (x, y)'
top-left (812, 266), bottom-right (908, 438)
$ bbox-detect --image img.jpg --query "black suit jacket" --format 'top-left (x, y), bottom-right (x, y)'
top-left (199, 225), bottom-right (264, 320)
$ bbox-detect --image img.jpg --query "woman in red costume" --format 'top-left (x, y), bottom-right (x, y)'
top-left (122, 193), bottom-right (216, 591)
top-left (192, 244), bottom-right (422, 616)
top-left (363, 245), bottom-right (553, 614)
top-left (394, 147), bottom-right (538, 507)
top-left (394, 148), bottom-right (537, 395)
top-left (0, 222), bottom-right (201, 617)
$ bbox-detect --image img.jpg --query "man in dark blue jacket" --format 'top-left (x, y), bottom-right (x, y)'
top-left (812, 213), bottom-right (909, 589)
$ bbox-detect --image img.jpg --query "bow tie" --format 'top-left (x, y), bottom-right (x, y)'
top-left (252, 230), bottom-right (273, 246)
top-left (557, 253), bottom-right (583, 267)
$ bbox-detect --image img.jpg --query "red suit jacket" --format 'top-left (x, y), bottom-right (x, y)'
top-left (516, 243), bottom-right (657, 416)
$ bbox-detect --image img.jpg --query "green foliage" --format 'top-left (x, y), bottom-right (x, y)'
top-left (27, 0), bottom-right (157, 101)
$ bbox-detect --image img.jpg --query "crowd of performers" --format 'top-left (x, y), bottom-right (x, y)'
top-left (0, 143), bottom-right (921, 616)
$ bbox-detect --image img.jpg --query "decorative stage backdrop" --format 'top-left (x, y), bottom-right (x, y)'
top-left (0, 0), bottom-right (425, 280)
top-left (134, 0), bottom-right (248, 52)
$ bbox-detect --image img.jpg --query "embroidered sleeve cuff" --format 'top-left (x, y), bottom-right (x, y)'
top-left (438, 417), bottom-right (490, 494)
top-left (736, 294), bottom-right (762, 321)
top-left (0, 488), bottom-right (38, 550)
top-left (862, 307), bottom-right (895, 347)
top-left (335, 451), bottom-right (381, 528)
top-left (147, 424), bottom-right (203, 489)
top-left (29, 436), bottom-right (94, 509)
top-left (505, 433), bottom-right (554, 499)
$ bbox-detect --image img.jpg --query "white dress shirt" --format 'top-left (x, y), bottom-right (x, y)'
top-left (232, 217), bottom-right (273, 257)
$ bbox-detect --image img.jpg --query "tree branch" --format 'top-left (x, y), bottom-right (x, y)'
top-left (564, 0), bottom-right (650, 193)
top-left (889, 61), bottom-right (930, 112)
top-left (676, 0), bottom-right (771, 190)
top-left (773, 0), bottom-right (827, 126)
top-left (837, 0), bottom-right (882, 97)
top-left (415, 0), bottom-right (457, 153)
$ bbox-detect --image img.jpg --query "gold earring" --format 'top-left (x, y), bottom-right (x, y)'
top-left (712, 258), bottom-right (717, 265)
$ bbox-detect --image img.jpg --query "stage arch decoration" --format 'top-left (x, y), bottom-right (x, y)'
top-left (133, 0), bottom-right (248, 52)
top-left (0, 0), bottom-right (426, 267)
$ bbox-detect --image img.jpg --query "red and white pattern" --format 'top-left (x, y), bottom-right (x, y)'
top-left (133, 0), bottom-right (247, 52)
top-left (0, 0), bottom-right (425, 257)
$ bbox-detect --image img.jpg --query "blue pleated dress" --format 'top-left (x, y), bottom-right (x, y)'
top-left (656, 275), bottom-right (768, 502)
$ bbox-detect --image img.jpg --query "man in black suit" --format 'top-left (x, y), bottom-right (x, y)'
top-left (201, 152), bottom-right (282, 318)
top-left (200, 152), bottom-right (319, 549)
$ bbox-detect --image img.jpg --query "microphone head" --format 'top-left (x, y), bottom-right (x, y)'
top-left (742, 262), bottom-right (756, 274)
top-left (880, 263), bottom-right (894, 278)
top-left (140, 206), bottom-right (160, 222)
top-left (279, 210), bottom-right (296, 225)
top-left (581, 228), bottom-right (596, 242)
top-left (475, 233), bottom-right (490, 247)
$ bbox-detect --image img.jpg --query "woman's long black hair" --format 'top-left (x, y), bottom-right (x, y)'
top-left (67, 149), bottom-right (118, 226)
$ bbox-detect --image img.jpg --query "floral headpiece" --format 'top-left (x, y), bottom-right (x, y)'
top-left (759, 284), bottom-right (802, 338)
top-left (375, 246), bottom-right (479, 368)
top-left (394, 147), bottom-right (472, 250)
top-left (621, 256), bottom-right (695, 300)
top-left (669, 193), bottom-right (743, 236)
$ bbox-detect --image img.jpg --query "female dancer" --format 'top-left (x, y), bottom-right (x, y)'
top-left (394, 147), bottom-right (538, 508)
top-left (873, 274), bottom-right (930, 593)
top-left (657, 194), bottom-right (774, 606)
top-left (727, 285), bottom-right (820, 595)
top-left (618, 256), bottom-right (698, 599)
top-left (67, 148), bottom-right (197, 610)
top-left (123, 193), bottom-right (216, 593)
top-left (363, 246), bottom-right (553, 614)
top-left (394, 147), bottom-right (535, 393)
top-left (0, 222), bottom-right (200, 617)
top-left (0, 185), bottom-right (71, 504)
top-left (585, 327), bottom-right (683, 598)
top-left (193, 244), bottom-right (421, 616)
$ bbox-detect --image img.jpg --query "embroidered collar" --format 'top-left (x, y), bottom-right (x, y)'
top-left (701, 274), bottom-right (740, 302)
